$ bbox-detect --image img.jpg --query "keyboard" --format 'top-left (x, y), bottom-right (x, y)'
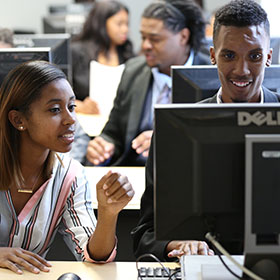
top-left (138, 266), bottom-right (181, 279)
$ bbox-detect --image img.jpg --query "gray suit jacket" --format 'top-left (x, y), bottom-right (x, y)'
top-left (101, 52), bottom-right (211, 166)
top-left (71, 52), bottom-right (211, 166)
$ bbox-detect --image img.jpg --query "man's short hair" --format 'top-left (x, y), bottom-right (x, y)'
top-left (142, 0), bottom-right (206, 52)
top-left (213, 0), bottom-right (270, 45)
top-left (0, 28), bottom-right (14, 47)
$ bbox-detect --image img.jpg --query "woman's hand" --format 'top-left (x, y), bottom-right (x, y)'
top-left (166, 240), bottom-right (214, 258)
top-left (87, 171), bottom-right (134, 261)
top-left (0, 247), bottom-right (51, 274)
top-left (96, 171), bottom-right (134, 215)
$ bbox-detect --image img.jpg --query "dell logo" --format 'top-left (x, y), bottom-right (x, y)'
top-left (238, 111), bottom-right (280, 126)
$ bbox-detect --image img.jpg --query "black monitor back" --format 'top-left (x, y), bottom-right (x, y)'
top-left (14, 33), bottom-right (72, 82)
top-left (0, 48), bottom-right (51, 86)
top-left (154, 103), bottom-right (280, 252)
top-left (172, 65), bottom-right (280, 103)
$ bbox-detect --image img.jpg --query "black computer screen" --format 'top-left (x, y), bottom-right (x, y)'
top-left (172, 65), bottom-right (280, 103)
top-left (14, 33), bottom-right (72, 82)
top-left (154, 103), bottom-right (280, 253)
top-left (0, 48), bottom-right (51, 86)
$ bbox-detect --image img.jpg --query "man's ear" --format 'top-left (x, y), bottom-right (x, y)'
top-left (210, 46), bottom-right (216, 65)
top-left (266, 48), bottom-right (273, 67)
top-left (180, 28), bottom-right (190, 46)
top-left (8, 110), bottom-right (26, 131)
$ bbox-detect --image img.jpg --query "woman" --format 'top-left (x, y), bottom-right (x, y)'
top-left (71, 0), bottom-right (134, 114)
top-left (0, 60), bottom-right (134, 274)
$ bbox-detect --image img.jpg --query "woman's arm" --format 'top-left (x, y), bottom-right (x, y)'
top-left (87, 171), bottom-right (134, 261)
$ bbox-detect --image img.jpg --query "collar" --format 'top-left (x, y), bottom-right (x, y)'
top-left (216, 87), bottom-right (264, 104)
top-left (151, 49), bottom-right (195, 93)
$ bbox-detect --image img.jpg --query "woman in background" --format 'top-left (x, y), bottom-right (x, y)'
top-left (71, 0), bottom-right (134, 114)
top-left (0, 60), bottom-right (134, 274)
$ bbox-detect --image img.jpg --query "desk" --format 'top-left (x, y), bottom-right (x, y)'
top-left (0, 261), bottom-right (179, 280)
top-left (76, 113), bottom-right (108, 137)
top-left (85, 166), bottom-right (145, 210)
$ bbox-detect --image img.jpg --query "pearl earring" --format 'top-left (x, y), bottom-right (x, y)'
top-left (19, 126), bottom-right (24, 130)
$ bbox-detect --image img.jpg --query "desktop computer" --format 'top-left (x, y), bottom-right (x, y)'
top-left (0, 33), bottom-right (72, 87)
top-left (42, 3), bottom-right (93, 36)
top-left (0, 48), bottom-right (51, 86)
top-left (13, 33), bottom-right (72, 83)
top-left (171, 65), bottom-right (280, 103)
top-left (154, 103), bottom-right (280, 279)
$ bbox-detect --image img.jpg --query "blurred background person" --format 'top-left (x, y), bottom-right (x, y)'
top-left (71, 0), bottom-right (134, 114)
top-left (0, 27), bottom-right (14, 48)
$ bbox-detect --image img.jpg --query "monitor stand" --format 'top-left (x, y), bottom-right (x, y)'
top-left (244, 134), bottom-right (280, 279)
top-left (201, 263), bottom-right (242, 279)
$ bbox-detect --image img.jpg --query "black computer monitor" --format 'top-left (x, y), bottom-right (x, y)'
top-left (42, 3), bottom-right (92, 36)
top-left (0, 47), bottom-right (51, 86)
top-left (172, 65), bottom-right (280, 103)
top-left (0, 34), bottom-right (72, 87)
top-left (13, 33), bottom-right (72, 82)
top-left (154, 103), bottom-right (280, 275)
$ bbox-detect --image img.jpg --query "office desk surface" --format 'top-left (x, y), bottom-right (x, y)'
top-left (85, 166), bottom-right (145, 210)
top-left (0, 261), bottom-right (179, 280)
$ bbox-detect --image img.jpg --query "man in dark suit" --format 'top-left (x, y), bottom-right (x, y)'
top-left (71, 0), bottom-right (210, 166)
top-left (132, 0), bottom-right (279, 261)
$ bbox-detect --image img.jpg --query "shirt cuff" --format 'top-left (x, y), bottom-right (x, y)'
top-left (83, 237), bottom-right (117, 263)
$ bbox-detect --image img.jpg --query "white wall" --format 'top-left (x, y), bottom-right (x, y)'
top-left (121, 0), bottom-right (151, 52)
top-left (204, 0), bottom-right (228, 14)
top-left (0, 0), bottom-right (72, 33)
top-left (260, 0), bottom-right (280, 37)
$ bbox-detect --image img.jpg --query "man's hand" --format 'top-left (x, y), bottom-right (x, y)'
top-left (96, 171), bottom-right (135, 215)
top-left (131, 130), bottom-right (153, 157)
top-left (0, 248), bottom-right (51, 274)
top-left (86, 136), bottom-right (115, 165)
top-left (166, 241), bottom-right (214, 258)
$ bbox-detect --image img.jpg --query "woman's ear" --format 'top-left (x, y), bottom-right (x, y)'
top-left (8, 110), bottom-right (26, 131)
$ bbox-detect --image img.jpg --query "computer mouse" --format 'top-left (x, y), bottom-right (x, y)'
top-left (57, 272), bottom-right (81, 280)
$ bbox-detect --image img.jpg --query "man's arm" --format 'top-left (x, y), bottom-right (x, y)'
top-left (131, 138), bottom-right (170, 261)
top-left (131, 137), bottom-right (214, 260)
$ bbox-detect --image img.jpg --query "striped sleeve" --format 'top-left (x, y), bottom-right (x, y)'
top-left (60, 163), bottom-right (97, 261)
